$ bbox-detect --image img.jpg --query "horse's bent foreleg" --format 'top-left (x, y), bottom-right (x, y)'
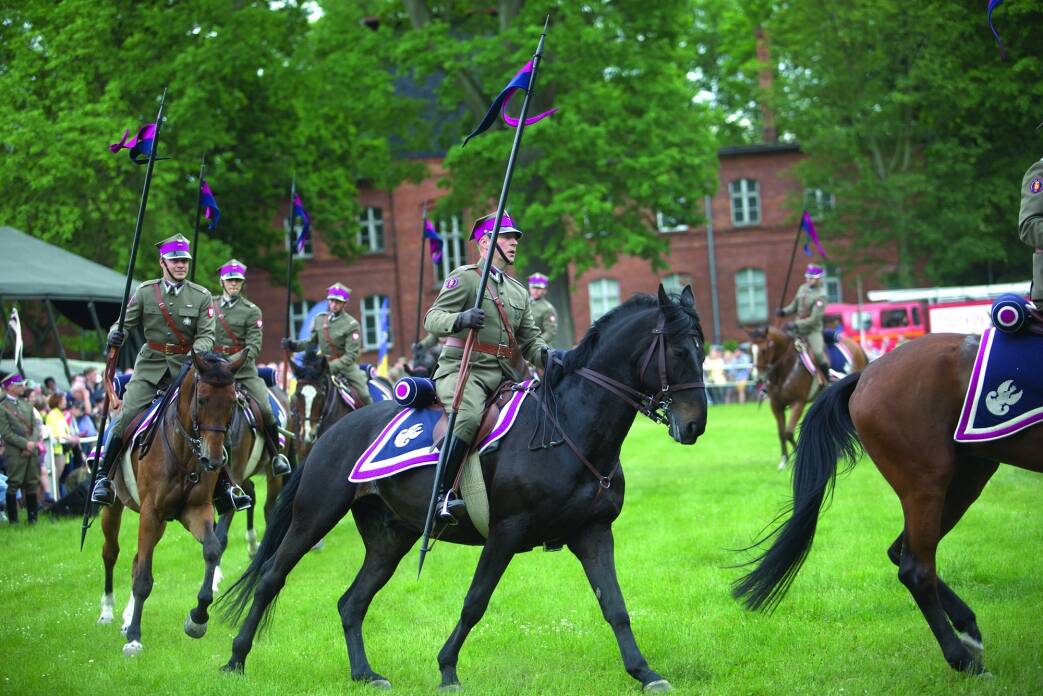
top-left (185, 508), bottom-right (223, 638)
top-left (340, 498), bottom-right (419, 687)
top-left (568, 523), bottom-right (669, 691)
top-left (771, 401), bottom-right (789, 469)
top-left (99, 500), bottom-right (124, 624)
top-left (123, 507), bottom-right (166, 655)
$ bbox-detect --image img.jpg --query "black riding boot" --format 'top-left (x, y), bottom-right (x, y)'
top-left (5, 492), bottom-right (18, 523)
top-left (264, 420), bottom-right (292, 477)
top-left (213, 469), bottom-right (251, 515)
top-left (24, 493), bottom-right (38, 525)
top-left (90, 443), bottom-right (122, 506)
top-left (435, 437), bottom-right (472, 525)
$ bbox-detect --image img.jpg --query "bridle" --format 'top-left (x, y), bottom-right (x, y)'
top-left (161, 369), bottom-right (235, 474)
top-left (755, 329), bottom-right (793, 387)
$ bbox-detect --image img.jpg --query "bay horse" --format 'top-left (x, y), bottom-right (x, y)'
top-left (289, 346), bottom-right (361, 463)
top-left (733, 333), bottom-right (1043, 675)
top-left (96, 350), bottom-right (245, 656)
top-left (218, 287), bottom-right (707, 692)
top-left (750, 326), bottom-right (867, 469)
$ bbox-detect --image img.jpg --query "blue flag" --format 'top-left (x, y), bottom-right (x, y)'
top-left (376, 296), bottom-right (391, 378)
top-left (200, 180), bottom-right (220, 231)
top-left (463, 60), bottom-right (556, 145)
top-left (293, 193), bottom-right (311, 253)
top-left (800, 210), bottom-right (826, 258)
top-left (987, 0), bottom-right (1006, 59)
top-left (423, 217), bottom-right (443, 264)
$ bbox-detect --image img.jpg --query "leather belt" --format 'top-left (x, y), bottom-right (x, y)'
top-left (445, 336), bottom-right (515, 360)
top-left (213, 345), bottom-right (239, 355)
top-left (147, 340), bottom-right (190, 355)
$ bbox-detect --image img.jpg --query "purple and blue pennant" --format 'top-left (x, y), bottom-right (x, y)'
top-left (987, 0), bottom-right (1006, 59)
top-left (200, 180), bottom-right (220, 230)
top-left (423, 217), bottom-right (443, 264)
top-left (462, 61), bottom-right (557, 145)
top-left (293, 193), bottom-right (311, 253)
top-left (801, 211), bottom-right (826, 258)
top-left (108, 123), bottom-right (156, 164)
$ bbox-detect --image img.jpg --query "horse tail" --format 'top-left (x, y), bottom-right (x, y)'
top-left (216, 460), bottom-right (305, 629)
top-left (733, 371), bottom-right (863, 611)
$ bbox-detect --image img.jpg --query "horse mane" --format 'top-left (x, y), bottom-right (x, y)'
top-left (560, 292), bottom-right (704, 376)
top-left (194, 351), bottom-right (236, 387)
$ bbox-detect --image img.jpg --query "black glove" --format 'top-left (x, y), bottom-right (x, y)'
top-left (108, 330), bottom-right (126, 349)
top-left (453, 308), bottom-right (486, 331)
top-left (783, 321), bottom-right (797, 333)
top-left (281, 337), bottom-right (298, 351)
top-left (411, 341), bottom-right (423, 353)
top-left (775, 308), bottom-right (787, 317)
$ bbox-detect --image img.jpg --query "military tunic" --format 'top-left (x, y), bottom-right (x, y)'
top-left (299, 311), bottom-right (371, 405)
top-left (211, 294), bottom-right (275, 424)
top-left (780, 282), bottom-right (829, 367)
top-left (528, 296), bottom-right (559, 344)
top-left (425, 264), bottom-right (548, 442)
top-left (107, 278), bottom-right (216, 441)
top-left (1018, 158), bottom-right (1043, 302)
top-left (0, 395), bottom-right (42, 488)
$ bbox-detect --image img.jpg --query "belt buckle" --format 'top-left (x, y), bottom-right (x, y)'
top-left (164, 344), bottom-right (175, 355)
top-left (496, 344), bottom-right (510, 359)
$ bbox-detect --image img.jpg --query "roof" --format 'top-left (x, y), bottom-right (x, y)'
top-left (717, 142), bottom-right (801, 157)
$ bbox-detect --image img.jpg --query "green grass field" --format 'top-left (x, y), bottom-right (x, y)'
top-left (2, 403), bottom-right (1041, 695)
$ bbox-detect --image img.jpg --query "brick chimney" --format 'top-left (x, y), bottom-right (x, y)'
top-left (755, 26), bottom-right (777, 143)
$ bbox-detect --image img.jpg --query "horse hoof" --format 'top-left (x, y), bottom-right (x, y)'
top-left (184, 615), bottom-right (208, 639)
top-left (437, 685), bottom-right (461, 693)
top-left (777, 457), bottom-right (787, 470)
top-left (122, 640), bottom-right (143, 657)
top-left (643, 679), bottom-right (672, 693)
top-left (220, 660), bottom-right (244, 674)
top-left (958, 632), bottom-right (984, 660)
top-left (97, 613), bottom-right (113, 625)
top-left (368, 679), bottom-right (391, 689)
top-left (98, 594), bottom-right (115, 624)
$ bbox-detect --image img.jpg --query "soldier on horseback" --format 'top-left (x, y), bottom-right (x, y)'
top-left (424, 211), bottom-right (549, 522)
top-left (777, 263), bottom-right (831, 385)
top-left (526, 272), bottom-right (558, 343)
top-left (1019, 156), bottom-right (1043, 303)
top-left (91, 234), bottom-right (249, 512)
top-left (281, 283), bottom-right (372, 407)
top-left (211, 259), bottom-right (291, 477)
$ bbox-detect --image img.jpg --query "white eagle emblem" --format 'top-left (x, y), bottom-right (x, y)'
top-left (393, 423), bottom-right (425, 448)
top-left (985, 379), bottom-right (1023, 417)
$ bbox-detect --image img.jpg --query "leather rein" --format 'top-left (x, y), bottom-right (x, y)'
top-left (159, 369), bottom-right (234, 479)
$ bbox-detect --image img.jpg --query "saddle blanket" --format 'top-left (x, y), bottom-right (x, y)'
top-left (954, 327), bottom-right (1043, 442)
top-left (797, 336), bottom-right (853, 375)
top-left (337, 379), bottom-right (393, 408)
top-left (348, 380), bottom-right (535, 483)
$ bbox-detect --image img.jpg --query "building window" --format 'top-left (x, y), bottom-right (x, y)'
top-left (361, 295), bottom-right (392, 351)
top-left (358, 206), bottom-right (385, 253)
top-left (662, 273), bottom-right (692, 296)
top-left (285, 218), bottom-right (313, 258)
top-left (824, 264), bottom-right (842, 303)
top-left (729, 179), bottom-right (760, 226)
top-left (588, 278), bottom-right (620, 322)
top-left (804, 188), bottom-right (835, 218)
top-left (289, 300), bottom-right (312, 339)
top-left (657, 198), bottom-right (689, 233)
top-left (436, 215), bottom-right (465, 282)
top-left (735, 268), bottom-right (768, 324)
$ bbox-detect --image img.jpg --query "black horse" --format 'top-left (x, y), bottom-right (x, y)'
top-left (219, 286), bottom-right (707, 691)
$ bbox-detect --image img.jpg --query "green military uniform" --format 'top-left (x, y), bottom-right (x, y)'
top-left (1018, 158), bottom-right (1043, 302)
top-left (425, 264), bottom-right (548, 442)
top-left (528, 296), bottom-right (559, 344)
top-left (0, 394), bottom-right (41, 491)
top-left (780, 281), bottom-right (829, 370)
top-left (211, 294), bottom-right (271, 416)
top-left (295, 310), bottom-right (371, 406)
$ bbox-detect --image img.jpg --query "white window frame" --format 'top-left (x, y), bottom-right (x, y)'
top-left (436, 215), bottom-right (465, 282)
top-left (730, 179), bottom-right (761, 226)
top-left (804, 188), bottom-right (835, 218)
top-left (357, 206), bottom-right (385, 253)
top-left (661, 273), bottom-right (692, 296)
top-left (656, 201), bottom-right (689, 233)
top-left (735, 268), bottom-right (768, 324)
top-left (824, 264), bottom-right (842, 303)
top-left (289, 300), bottom-right (312, 339)
top-left (285, 217), bottom-right (313, 258)
top-left (588, 278), bottom-right (621, 322)
top-left (361, 295), bottom-right (392, 351)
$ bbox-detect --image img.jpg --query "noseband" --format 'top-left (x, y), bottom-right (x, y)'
top-left (171, 371), bottom-right (232, 463)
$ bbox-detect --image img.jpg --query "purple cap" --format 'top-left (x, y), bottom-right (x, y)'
top-left (527, 273), bottom-right (549, 288)
top-left (1, 373), bottom-right (26, 388)
top-left (471, 212), bottom-right (522, 241)
top-left (155, 234), bottom-right (192, 260)
top-left (804, 264), bottom-right (824, 279)
top-left (327, 283), bottom-right (351, 302)
top-left (219, 259), bottom-right (246, 280)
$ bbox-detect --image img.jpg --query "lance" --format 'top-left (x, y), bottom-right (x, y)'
top-left (415, 203), bottom-right (428, 345)
top-left (418, 16), bottom-right (551, 577)
top-left (189, 152), bottom-right (207, 282)
top-left (777, 209), bottom-right (808, 322)
top-left (81, 88), bottom-right (168, 549)
top-left (282, 175), bottom-right (297, 391)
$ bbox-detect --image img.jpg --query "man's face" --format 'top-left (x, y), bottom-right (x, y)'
top-left (328, 298), bottom-right (345, 313)
top-left (6, 383), bottom-right (25, 398)
top-left (806, 275), bottom-right (820, 288)
top-left (162, 257), bottom-right (190, 282)
top-left (222, 278), bottom-right (244, 297)
top-left (528, 286), bottom-right (545, 300)
top-left (479, 232), bottom-right (519, 265)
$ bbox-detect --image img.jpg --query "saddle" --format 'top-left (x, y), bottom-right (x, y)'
top-left (430, 379), bottom-right (519, 454)
top-left (331, 374), bottom-right (367, 410)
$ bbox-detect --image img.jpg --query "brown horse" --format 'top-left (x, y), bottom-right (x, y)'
top-left (289, 346), bottom-right (360, 464)
top-left (96, 351), bottom-right (244, 656)
top-left (734, 332), bottom-right (1043, 674)
top-left (750, 326), bottom-right (867, 469)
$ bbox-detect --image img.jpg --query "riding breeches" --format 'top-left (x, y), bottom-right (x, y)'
top-left (237, 375), bottom-right (276, 427)
top-left (802, 332), bottom-right (829, 369)
top-left (434, 365), bottom-right (503, 444)
top-left (107, 378), bottom-right (161, 445)
top-left (332, 366), bottom-right (372, 406)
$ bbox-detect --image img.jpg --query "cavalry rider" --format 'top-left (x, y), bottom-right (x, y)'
top-left (92, 234), bottom-right (249, 512)
top-left (281, 283), bottom-right (372, 407)
top-left (0, 373), bottom-right (42, 524)
top-left (211, 259), bottom-right (291, 477)
top-left (424, 211), bottom-right (549, 522)
top-left (1019, 155), bottom-right (1043, 303)
top-left (777, 263), bottom-right (831, 385)
top-left (526, 272), bottom-right (558, 344)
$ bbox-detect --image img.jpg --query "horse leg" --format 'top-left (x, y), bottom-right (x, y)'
top-left (98, 500), bottom-right (124, 624)
top-left (771, 400), bottom-right (789, 469)
top-left (568, 523), bottom-right (670, 692)
top-left (339, 497), bottom-right (419, 687)
top-left (212, 511), bottom-right (233, 593)
top-left (437, 526), bottom-right (522, 690)
top-left (185, 507), bottom-right (223, 639)
top-left (785, 398), bottom-right (806, 450)
top-left (122, 507), bottom-right (165, 656)
top-left (243, 478), bottom-right (257, 558)
top-left (263, 469), bottom-right (281, 526)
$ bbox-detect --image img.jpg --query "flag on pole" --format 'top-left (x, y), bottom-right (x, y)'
top-left (108, 123), bottom-right (156, 164)
top-left (200, 180), bottom-right (220, 230)
top-left (7, 307), bottom-right (23, 369)
top-left (293, 193), bottom-right (311, 253)
top-left (800, 210), bottom-right (826, 257)
top-left (463, 60), bottom-right (557, 145)
top-left (987, 0), bottom-right (1006, 59)
top-left (423, 217), bottom-right (443, 264)
top-left (376, 296), bottom-right (391, 379)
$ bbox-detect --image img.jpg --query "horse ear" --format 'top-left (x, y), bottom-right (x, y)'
top-left (680, 285), bottom-right (695, 308)
top-left (228, 350), bottom-right (248, 374)
top-left (657, 284), bottom-right (670, 307)
top-left (192, 349), bottom-right (207, 374)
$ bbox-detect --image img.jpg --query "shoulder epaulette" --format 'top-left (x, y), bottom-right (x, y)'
top-left (139, 279), bottom-right (160, 288)
top-left (186, 280), bottom-right (211, 294)
top-left (504, 273), bottom-right (525, 289)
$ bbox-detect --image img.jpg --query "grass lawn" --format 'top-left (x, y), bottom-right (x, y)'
top-left (1, 402), bottom-right (1041, 695)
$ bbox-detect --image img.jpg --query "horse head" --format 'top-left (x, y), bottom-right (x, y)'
top-left (186, 350), bottom-right (243, 471)
top-left (291, 345), bottom-right (330, 446)
top-left (749, 326), bottom-right (794, 384)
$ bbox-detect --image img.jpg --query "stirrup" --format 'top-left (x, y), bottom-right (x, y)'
top-left (436, 491), bottom-right (466, 525)
top-left (91, 477), bottom-right (116, 506)
top-left (270, 453), bottom-right (291, 477)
